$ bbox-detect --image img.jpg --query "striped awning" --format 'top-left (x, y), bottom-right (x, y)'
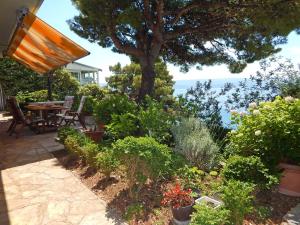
top-left (6, 11), bottom-right (89, 74)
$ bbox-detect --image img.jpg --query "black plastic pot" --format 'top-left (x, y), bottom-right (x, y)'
top-left (171, 200), bottom-right (194, 221)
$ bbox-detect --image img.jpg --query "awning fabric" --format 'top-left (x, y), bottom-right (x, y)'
top-left (6, 12), bottom-right (89, 74)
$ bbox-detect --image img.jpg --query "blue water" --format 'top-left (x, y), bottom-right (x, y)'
top-left (174, 78), bottom-right (244, 126)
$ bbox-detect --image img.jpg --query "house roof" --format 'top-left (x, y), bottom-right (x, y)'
top-left (65, 62), bottom-right (102, 72)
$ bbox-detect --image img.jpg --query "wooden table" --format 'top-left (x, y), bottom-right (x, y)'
top-left (25, 104), bottom-right (67, 132)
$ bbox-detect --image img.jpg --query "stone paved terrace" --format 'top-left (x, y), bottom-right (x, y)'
top-left (0, 116), bottom-right (124, 225)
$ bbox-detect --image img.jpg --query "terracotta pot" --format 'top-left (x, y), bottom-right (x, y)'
top-left (278, 163), bottom-right (300, 197)
top-left (171, 200), bottom-right (194, 221)
top-left (84, 130), bottom-right (104, 143)
top-left (98, 122), bottom-right (105, 131)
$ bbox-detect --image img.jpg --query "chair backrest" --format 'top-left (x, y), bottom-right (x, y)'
top-left (77, 96), bottom-right (87, 114)
top-left (6, 97), bottom-right (26, 123)
top-left (62, 96), bottom-right (74, 114)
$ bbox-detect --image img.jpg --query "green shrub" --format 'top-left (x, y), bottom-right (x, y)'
top-left (190, 203), bottom-right (229, 225)
top-left (139, 97), bottom-right (174, 144)
top-left (16, 90), bottom-right (55, 103)
top-left (222, 155), bottom-right (278, 189)
top-left (52, 68), bottom-right (80, 100)
top-left (169, 152), bottom-right (187, 172)
top-left (82, 142), bottom-right (100, 165)
top-left (95, 149), bottom-right (119, 177)
top-left (209, 171), bottom-right (218, 177)
top-left (112, 136), bottom-right (172, 198)
top-left (221, 180), bottom-right (255, 225)
top-left (79, 83), bottom-right (106, 99)
top-left (171, 117), bottom-right (220, 171)
top-left (93, 94), bottom-right (137, 124)
top-left (63, 131), bottom-right (92, 157)
top-left (106, 113), bottom-right (139, 140)
top-left (64, 135), bottom-right (82, 155)
top-left (57, 126), bottom-right (78, 144)
top-left (177, 165), bottom-right (205, 190)
top-left (123, 203), bottom-right (144, 221)
top-left (77, 84), bottom-right (107, 114)
top-left (227, 96), bottom-right (300, 170)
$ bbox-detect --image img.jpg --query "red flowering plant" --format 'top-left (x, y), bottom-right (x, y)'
top-left (161, 183), bottom-right (193, 209)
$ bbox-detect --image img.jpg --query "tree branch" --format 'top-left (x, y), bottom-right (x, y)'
top-left (170, 2), bottom-right (228, 25)
top-left (107, 25), bottom-right (143, 57)
top-left (165, 15), bottom-right (229, 40)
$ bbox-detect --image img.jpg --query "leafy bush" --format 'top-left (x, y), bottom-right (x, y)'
top-left (139, 97), bottom-right (174, 144)
top-left (0, 57), bottom-right (44, 96)
top-left (64, 135), bottom-right (82, 156)
top-left (227, 96), bottom-right (300, 170)
top-left (123, 203), bottom-right (144, 221)
top-left (190, 203), bottom-right (229, 225)
top-left (79, 83), bottom-right (106, 99)
top-left (221, 180), bottom-right (255, 225)
top-left (112, 136), bottom-right (172, 198)
top-left (222, 155), bottom-right (278, 189)
top-left (16, 90), bottom-right (53, 103)
top-left (52, 68), bottom-right (80, 100)
top-left (177, 165), bottom-right (205, 190)
top-left (63, 131), bottom-right (92, 157)
top-left (93, 94), bottom-right (137, 124)
top-left (171, 117), bottom-right (220, 171)
top-left (57, 126), bottom-right (78, 144)
top-left (106, 113), bottom-right (139, 140)
top-left (95, 149), bottom-right (119, 177)
top-left (82, 142), bottom-right (100, 165)
top-left (77, 84), bottom-right (107, 114)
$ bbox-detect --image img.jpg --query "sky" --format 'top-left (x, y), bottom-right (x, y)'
top-left (37, 0), bottom-right (300, 83)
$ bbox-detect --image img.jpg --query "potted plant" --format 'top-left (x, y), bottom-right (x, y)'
top-left (84, 125), bottom-right (104, 143)
top-left (161, 183), bottom-right (194, 223)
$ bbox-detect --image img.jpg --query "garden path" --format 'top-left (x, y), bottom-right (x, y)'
top-left (0, 116), bottom-right (124, 225)
top-left (284, 203), bottom-right (300, 225)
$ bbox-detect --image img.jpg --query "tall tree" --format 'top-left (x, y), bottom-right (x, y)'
top-left (107, 60), bottom-right (174, 101)
top-left (69, 0), bottom-right (300, 100)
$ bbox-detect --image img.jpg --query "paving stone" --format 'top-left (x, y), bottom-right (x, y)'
top-left (0, 124), bottom-right (125, 225)
top-left (284, 203), bottom-right (300, 225)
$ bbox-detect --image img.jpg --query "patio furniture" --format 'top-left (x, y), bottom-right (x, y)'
top-left (30, 100), bottom-right (65, 105)
top-left (25, 104), bottom-right (67, 131)
top-left (6, 97), bottom-right (45, 137)
top-left (60, 96), bottom-right (87, 129)
top-left (56, 96), bottom-right (74, 118)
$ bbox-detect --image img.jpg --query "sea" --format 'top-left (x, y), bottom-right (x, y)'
top-left (174, 78), bottom-right (244, 126)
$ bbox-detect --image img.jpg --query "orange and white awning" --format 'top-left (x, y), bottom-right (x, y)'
top-left (6, 11), bottom-right (89, 74)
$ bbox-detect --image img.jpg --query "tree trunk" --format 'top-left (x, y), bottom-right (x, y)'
top-left (138, 61), bottom-right (156, 102)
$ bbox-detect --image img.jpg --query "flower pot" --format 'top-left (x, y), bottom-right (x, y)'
top-left (278, 163), bottom-right (300, 197)
top-left (84, 130), bottom-right (104, 143)
top-left (171, 200), bottom-right (194, 222)
top-left (195, 196), bottom-right (223, 209)
top-left (98, 122), bottom-right (105, 131)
